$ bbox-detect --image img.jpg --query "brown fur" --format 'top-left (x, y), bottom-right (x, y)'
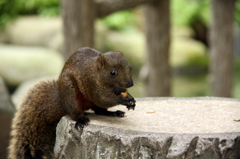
top-left (8, 81), bottom-right (64, 159)
top-left (8, 47), bottom-right (135, 159)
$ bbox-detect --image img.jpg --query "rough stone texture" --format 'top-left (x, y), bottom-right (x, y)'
top-left (55, 97), bottom-right (240, 159)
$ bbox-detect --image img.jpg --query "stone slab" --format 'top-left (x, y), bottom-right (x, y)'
top-left (55, 97), bottom-right (240, 159)
top-left (87, 97), bottom-right (240, 134)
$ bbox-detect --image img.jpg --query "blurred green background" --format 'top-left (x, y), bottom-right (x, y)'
top-left (0, 0), bottom-right (240, 98)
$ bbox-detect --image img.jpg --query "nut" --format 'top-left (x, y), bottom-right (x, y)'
top-left (121, 92), bottom-right (128, 97)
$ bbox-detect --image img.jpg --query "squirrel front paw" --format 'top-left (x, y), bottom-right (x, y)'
top-left (93, 107), bottom-right (125, 117)
top-left (75, 116), bottom-right (90, 129)
top-left (113, 110), bottom-right (125, 117)
top-left (118, 93), bottom-right (136, 110)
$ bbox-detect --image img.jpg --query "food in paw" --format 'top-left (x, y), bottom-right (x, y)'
top-left (121, 91), bottom-right (128, 97)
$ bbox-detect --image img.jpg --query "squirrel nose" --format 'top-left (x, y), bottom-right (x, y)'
top-left (127, 80), bottom-right (134, 87)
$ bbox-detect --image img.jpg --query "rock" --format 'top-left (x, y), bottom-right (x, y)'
top-left (55, 97), bottom-right (240, 159)
top-left (0, 45), bottom-right (64, 86)
top-left (2, 16), bottom-right (63, 51)
top-left (1, 16), bottom-right (108, 53)
top-left (11, 76), bottom-right (58, 108)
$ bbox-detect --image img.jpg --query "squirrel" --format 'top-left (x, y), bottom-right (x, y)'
top-left (8, 47), bottom-right (136, 159)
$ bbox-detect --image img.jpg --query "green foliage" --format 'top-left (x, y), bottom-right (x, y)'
top-left (0, 0), bottom-right (59, 29)
top-left (2, 0), bottom-right (240, 30)
top-left (173, 75), bottom-right (209, 97)
top-left (0, 0), bottom-right (17, 29)
top-left (234, 58), bottom-right (240, 98)
top-left (236, 0), bottom-right (240, 26)
top-left (101, 10), bottom-right (136, 31)
top-left (171, 0), bottom-right (210, 27)
top-left (172, 0), bottom-right (240, 27)
top-left (186, 54), bottom-right (209, 69)
top-left (14, 0), bottom-right (59, 16)
top-left (234, 58), bottom-right (240, 76)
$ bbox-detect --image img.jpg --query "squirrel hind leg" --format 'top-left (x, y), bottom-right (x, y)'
top-left (75, 116), bottom-right (90, 130)
top-left (92, 106), bottom-right (125, 117)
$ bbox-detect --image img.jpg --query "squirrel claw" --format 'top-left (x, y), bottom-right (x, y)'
top-left (127, 106), bottom-right (135, 110)
top-left (126, 100), bottom-right (136, 110)
top-left (115, 110), bottom-right (125, 117)
top-left (75, 116), bottom-right (90, 130)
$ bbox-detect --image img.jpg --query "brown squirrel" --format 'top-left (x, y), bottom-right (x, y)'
top-left (8, 47), bottom-right (136, 159)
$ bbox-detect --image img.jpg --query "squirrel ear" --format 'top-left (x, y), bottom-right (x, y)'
top-left (116, 51), bottom-right (124, 56)
top-left (97, 53), bottom-right (105, 68)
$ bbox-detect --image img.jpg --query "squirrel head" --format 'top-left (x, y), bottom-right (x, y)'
top-left (95, 51), bottom-right (133, 96)
top-left (63, 47), bottom-right (134, 108)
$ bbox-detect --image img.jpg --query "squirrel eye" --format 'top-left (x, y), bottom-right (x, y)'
top-left (110, 70), bottom-right (116, 76)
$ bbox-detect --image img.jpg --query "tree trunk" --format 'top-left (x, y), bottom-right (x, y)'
top-left (143, 0), bottom-right (171, 97)
top-left (60, 0), bottom-right (153, 60)
top-left (61, 0), bottom-right (95, 60)
top-left (95, 0), bottom-right (153, 17)
top-left (210, 0), bottom-right (235, 97)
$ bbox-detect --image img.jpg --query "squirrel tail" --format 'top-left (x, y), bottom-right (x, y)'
top-left (8, 111), bottom-right (56, 159)
top-left (8, 81), bottom-right (62, 159)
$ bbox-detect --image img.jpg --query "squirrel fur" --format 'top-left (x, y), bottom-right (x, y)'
top-left (8, 47), bottom-right (136, 159)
